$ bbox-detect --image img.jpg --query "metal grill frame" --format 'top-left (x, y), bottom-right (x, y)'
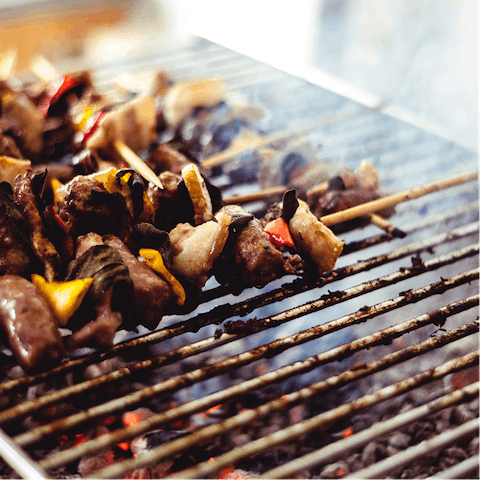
top-left (0, 37), bottom-right (478, 479)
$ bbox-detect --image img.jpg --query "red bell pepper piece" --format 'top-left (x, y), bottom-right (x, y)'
top-left (264, 217), bottom-right (295, 248)
top-left (38, 75), bottom-right (80, 117)
top-left (82, 110), bottom-right (106, 143)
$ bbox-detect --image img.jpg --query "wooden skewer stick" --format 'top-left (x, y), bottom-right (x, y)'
top-left (321, 171), bottom-right (478, 227)
top-left (224, 181), bottom-right (331, 205)
top-left (224, 185), bottom-right (287, 205)
top-left (113, 140), bottom-right (163, 189)
top-left (368, 213), bottom-right (406, 238)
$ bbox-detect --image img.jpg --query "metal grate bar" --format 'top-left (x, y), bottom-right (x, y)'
top-left (426, 454), bottom-right (480, 479)
top-left (0, 429), bottom-right (50, 480)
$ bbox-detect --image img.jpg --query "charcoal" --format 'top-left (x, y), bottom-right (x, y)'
top-left (452, 404), bottom-right (476, 424)
top-left (131, 429), bottom-right (188, 456)
top-left (361, 441), bottom-right (386, 467)
top-left (388, 432), bottom-right (411, 449)
top-left (320, 461), bottom-right (349, 479)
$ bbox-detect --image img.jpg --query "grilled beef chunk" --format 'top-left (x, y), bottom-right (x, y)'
top-left (0, 184), bottom-right (35, 276)
top-left (14, 171), bottom-right (61, 281)
top-left (66, 240), bottom-right (135, 349)
top-left (65, 285), bottom-right (123, 351)
top-left (1, 91), bottom-right (44, 159)
top-left (307, 160), bottom-right (394, 233)
top-left (148, 171), bottom-right (194, 231)
top-left (0, 117), bottom-right (23, 158)
top-left (58, 174), bottom-right (133, 247)
top-left (213, 205), bottom-right (295, 290)
top-left (103, 234), bottom-right (172, 330)
top-left (147, 143), bottom-right (192, 176)
top-left (0, 275), bottom-right (65, 372)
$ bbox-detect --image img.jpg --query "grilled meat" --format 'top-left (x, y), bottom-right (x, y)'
top-left (14, 171), bottom-right (61, 281)
top-left (0, 184), bottom-right (35, 277)
top-left (103, 234), bottom-right (172, 330)
top-left (0, 275), bottom-right (65, 372)
top-left (169, 211), bottom-right (231, 289)
top-left (58, 172), bottom-right (134, 246)
top-left (213, 205), bottom-right (297, 290)
top-left (288, 199), bottom-right (344, 274)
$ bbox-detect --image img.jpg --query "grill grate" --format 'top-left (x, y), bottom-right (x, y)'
top-left (0, 37), bottom-right (478, 479)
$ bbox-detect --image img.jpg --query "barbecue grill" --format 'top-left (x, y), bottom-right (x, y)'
top-left (0, 37), bottom-right (478, 479)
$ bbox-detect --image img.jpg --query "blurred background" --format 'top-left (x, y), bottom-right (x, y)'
top-left (0, 0), bottom-right (477, 150)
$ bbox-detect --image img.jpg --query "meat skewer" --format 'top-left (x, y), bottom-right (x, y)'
top-left (320, 170), bottom-right (478, 227)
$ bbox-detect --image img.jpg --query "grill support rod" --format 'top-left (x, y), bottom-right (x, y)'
top-left (264, 381), bottom-right (480, 478)
top-left (427, 455), bottom-right (480, 479)
top-left (0, 428), bottom-right (50, 479)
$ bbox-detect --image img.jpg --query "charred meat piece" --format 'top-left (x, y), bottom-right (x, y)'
top-left (14, 171), bottom-right (61, 281)
top-left (0, 183), bottom-right (35, 277)
top-left (64, 285), bottom-right (123, 351)
top-left (0, 117), bottom-right (23, 159)
top-left (1, 91), bottom-right (44, 159)
top-left (213, 205), bottom-right (296, 290)
top-left (148, 171), bottom-right (194, 232)
top-left (103, 234), bottom-right (172, 330)
top-left (307, 160), bottom-right (394, 232)
top-left (58, 173), bottom-right (133, 247)
top-left (65, 240), bottom-right (135, 349)
top-left (0, 275), bottom-right (65, 372)
top-left (146, 143), bottom-right (192, 176)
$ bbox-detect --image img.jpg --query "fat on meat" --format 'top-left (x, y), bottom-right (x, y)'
top-left (169, 211), bottom-right (231, 288)
top-left (288, 200), bottom-right (344, 274)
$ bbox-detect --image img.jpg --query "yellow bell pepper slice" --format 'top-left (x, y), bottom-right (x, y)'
top-left (139, 248), bottom-right (186, 306)
top-left (0, 156), bottom-right (31, 186)
top-left (181, 163), bottom-right (213, 225)
top-left (31, 274), bottom-right (93, 326)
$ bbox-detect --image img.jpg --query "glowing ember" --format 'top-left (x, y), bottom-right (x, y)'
top-left (201, 403), bottom-right (222, 418)
top-left (343, 426), bottom-right (354, 437)
top-left (219, 467), bottom-right (235, 478)
top-left (117, 441), bottom-right (130, 451)
top-left (74, 433), bottom-right (87, 446)
top-left (122, 407), bottom-right (154, 427)
top-left (102, 415), bottom-right (116, 426)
